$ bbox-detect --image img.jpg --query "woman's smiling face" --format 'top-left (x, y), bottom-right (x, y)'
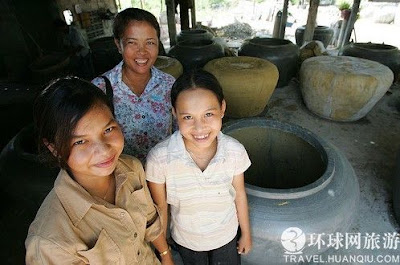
top-left (66, 103), bottom-right (124, 181)
top-left (173, 88), bottom-right (226, 152)
top-left (117, 20), bottom-right (159, 75)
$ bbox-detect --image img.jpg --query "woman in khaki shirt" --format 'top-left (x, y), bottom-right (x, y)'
top-left (25, 77), bottom-right (174, 265)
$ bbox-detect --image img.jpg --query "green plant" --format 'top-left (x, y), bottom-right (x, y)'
top-left (338, 1), bottom-right (351, 10)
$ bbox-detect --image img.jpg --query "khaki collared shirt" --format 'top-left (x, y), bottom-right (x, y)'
top-left (26, 155), bottom-right (162, 265)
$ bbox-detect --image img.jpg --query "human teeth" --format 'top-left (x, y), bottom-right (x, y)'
top-left (135, 59), bottom-right (148, 64)
top-left (194, 134), bottom-right (208, 139)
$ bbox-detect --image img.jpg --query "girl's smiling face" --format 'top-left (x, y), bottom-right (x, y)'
top-left (66, 103), bottom-right (124, 181)
top-left (116, 20), bottom-right (159, 75)
top-left (173, 88), bottom-right (226, 152)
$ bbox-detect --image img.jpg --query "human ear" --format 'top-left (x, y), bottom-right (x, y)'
top-left (172, 107), bottom-right (177, 118)
top-left (114, 38), bottom-right (122, 54)
top-left (43, 139), bottom-right (58, 157)
top-left (221, 100), bottom-right (226, 118)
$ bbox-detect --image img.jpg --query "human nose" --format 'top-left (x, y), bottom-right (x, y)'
top-left (137, 43), bottom-right (146, 53)
top-left (194, 118), bottom-right (205, 131)
top-left (93, 141), bottom-right (111, 154)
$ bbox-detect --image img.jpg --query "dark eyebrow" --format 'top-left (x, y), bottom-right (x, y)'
top-left (178, 107), bottom-right (218, 115)
top-left (71, 119), bottom-right (115, 139)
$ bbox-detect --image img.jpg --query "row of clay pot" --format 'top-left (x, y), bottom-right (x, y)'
top-left (163, 29), bottom-right (400, 122)
top-left (300, 43), bottom-right (400, 122)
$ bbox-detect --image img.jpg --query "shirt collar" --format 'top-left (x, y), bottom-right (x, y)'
top-left (55, 158), bottom-right (130, 227)
top-left (167, 131), bottom-right (226, 164)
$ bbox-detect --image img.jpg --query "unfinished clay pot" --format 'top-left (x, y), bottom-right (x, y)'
top-left (342, 42), bottom-right (400, 82)
top-left (238, 38), bottom-right (299, 88)
top-left (222, 118), bottom-right (359, 264)
top-left (0, 124), bottom-right (59, 264)
top-left (300, 56), bottom-right (393, 121)
top-left (154, 56), bottom-right (183, 79)
top-left (176, 29), bottom-right (214, 43)
top-left (168, 39), bottom-right (224, 71)
top-left (203, 56), bottom-right (278, 118)
top-left (295, 25), bottom-right (334, 48)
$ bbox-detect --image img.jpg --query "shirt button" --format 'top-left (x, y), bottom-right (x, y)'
top-left (137, 250), bottom-right (141, 256)
top-left (142, 115), bottom-right (145, 119)
top-left (134, 232), bottom-right (138, 238)
top-left (138, 98), bottom-right (142, 102)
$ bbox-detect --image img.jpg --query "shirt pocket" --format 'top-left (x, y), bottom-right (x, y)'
top-left (127, 186), bottom-right (154, 233)
top-left (78, 229), bottom-right (124, 264)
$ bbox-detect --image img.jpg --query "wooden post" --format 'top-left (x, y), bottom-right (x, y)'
top-left (303, 0), bottom-right (320, 45)
top-left (179, 0), bottom-right (190, 30)
top-left (273, 11), bottom-right (282, 38)
top-left (337, 19), bottom-right (347, 49)
top-left (279, 0), bottom-right (289, 39)
top-left (343, 0), bottom-right (361, 46)
top-left (190, 0), bottom-right (196, 28)
top-left (165, 0), bottom-right (177, 47)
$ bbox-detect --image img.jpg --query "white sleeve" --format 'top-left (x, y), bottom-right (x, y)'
top-left (145, 149), bottom-right (166, 184)
top-left (234, 144), bottom-right (251, 176)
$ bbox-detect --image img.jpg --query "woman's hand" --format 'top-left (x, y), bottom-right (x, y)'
top-left (237, 233), bottom-right (252, 255)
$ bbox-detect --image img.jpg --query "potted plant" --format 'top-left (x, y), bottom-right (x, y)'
top-left (338, 1), bottom-right (351, 20)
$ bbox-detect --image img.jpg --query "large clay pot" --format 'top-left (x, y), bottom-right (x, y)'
top-left (0, 83), bottom-right (36, 151)
top-left (238, 38), bottom-right (299, 88)
top-left (154, 56), bottom-right (183, 79)
top-left (222, 118), bottom-right (359, 264)
top-left (29, 52), bottom-right (70, 85)
top-left (204, 56), bottom-right (278, 118)
top-left (90, 36), bottom-right (122, 76)
top-left (168, 39), bottom-right (224, 71)
top-left (341, 42), bottom-right (400, 82)
top-left (300, 56), bottom-right (393, 121)
top-left (176, 29), bottom-right (214, 43)
top-left (295, 25), bottom-right (334, 48)
top-left (0, 124), bottom-right (59, 264)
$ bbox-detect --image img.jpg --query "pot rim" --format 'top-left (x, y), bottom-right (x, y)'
top-left (349, 42), bottom-right (398, 52)
top-left (222, 118), bottom-right (335, 199)
top-left (11, 124), bottom-right (41, 162)
top-left (179, 29), bottom-right (209, 34)
top-left (247, 37), bottom-right (294, 48)
top-left (298, 25), bottom-right (331, 30)
top-left (176, 39), bottom-right (216, 48)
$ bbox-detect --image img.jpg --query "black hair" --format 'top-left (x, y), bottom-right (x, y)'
top-left (171, 69), bottom-right (225, 109)
top-left (113, 8), bottom-right (160, 40)
top-left (34, 76), bottom-right (114, 169)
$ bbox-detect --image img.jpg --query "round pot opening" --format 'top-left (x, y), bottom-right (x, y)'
top-left (13, 125), bottom-right (39, 160)
top-left (181, 29), bottom-right (208, 35)
top-left (249, 38), bottom-right (292, 46)
top-left (224, 122), bottom-right (328, 190)
top-left (178, 39), bottom-right (213, 47)
top-left (352, 43), bottom-right (396, 51)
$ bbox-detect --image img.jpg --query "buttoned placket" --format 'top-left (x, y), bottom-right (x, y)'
top-left (114, 174), bottom-right (140, 244)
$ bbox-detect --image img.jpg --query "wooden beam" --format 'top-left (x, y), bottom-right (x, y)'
top-left (343, 0), bottom-right (361, 46)
top-left (279, 0), bottom-right (289, 39)
top-left (303, 0), bottom-right (320, 45)
top-left (190, 0), bottom-right (196, 28)
top-left (166, 0), bottom-right (177, 46)
top-left (179, 0), bottom-right (190, 30)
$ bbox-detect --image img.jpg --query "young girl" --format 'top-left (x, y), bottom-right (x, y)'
top-left (25, 77), bottom-right (174, 265)
top-left (146, 70), bottom-right (252, 264)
